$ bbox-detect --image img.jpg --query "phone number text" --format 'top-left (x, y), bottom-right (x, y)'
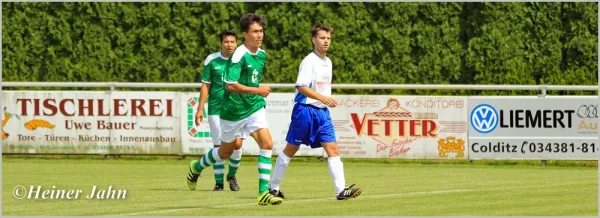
top-left (471, 142), bottom-right (598, 154)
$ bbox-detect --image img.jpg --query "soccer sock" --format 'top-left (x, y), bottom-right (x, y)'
top-left (327, 156), bottom-right (346, 195)
top-left (257, 149), bottom-right (273, 194)
top-left (213, 160), bottom-right (225, 185)
top-left (193, 148), bottom-right (222, 173)
top-left (227, 148), bottom-right (242, 178)
top-left (269, 152), bottom-right (291, 191)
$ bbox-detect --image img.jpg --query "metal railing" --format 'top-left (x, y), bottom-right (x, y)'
top-left (3, 82), bottom-right (598, 95)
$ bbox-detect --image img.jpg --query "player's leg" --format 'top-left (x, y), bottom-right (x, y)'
top-left (267, 143), bottom-right (298, 199)
top-left (321, 142), bottom-right (361, 200)
top-left (246, 108), bottom-right (283, 206)
top-left (269, 104), bottom-right (313, 198)
top-left (187, 119), bottom-right (244, 190)
top-left (318, 108), bottom-right (362, 200)
top-left (226, 144), bottom-right (242, 191)
top-left (208, 115), bottom-right (225, 191)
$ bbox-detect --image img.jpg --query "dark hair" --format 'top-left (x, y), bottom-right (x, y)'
top-left (311, 24), bottom-right (333, 37)
top-left (239, 13), bottom-right (266, 32)
top-left (219, 30), bottom-right (237, 42)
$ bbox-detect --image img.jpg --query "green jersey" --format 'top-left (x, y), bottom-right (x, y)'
top-left (220, 45), bottom-right (267, 121)
top-left (201, 52), bottom-right (229, 115)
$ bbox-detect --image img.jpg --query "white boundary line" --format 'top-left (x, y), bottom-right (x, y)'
top-left (116, 189), bottom-right (471, 216)
top-left (114, 181), bottom-right (598, 216)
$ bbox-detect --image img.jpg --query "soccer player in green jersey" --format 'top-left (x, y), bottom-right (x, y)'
top-left (187, 13), bottom-right (283, 206)
top-left (187, 30), bottom-right (242, 192)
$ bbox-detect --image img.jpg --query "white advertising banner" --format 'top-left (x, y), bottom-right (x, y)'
top-left (2, 91), bottom-right (181, 154)
top-left (180, 92), bottom-right (324, 157)
top-left (2, 91), bottom-right (469, 159)
top-left (180, 93), bottom-right (469, 159)
top-left (329, 95), bottom-right (469, 159)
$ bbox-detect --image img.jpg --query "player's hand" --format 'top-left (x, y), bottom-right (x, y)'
top-left (320, 96), bottom-right (338, 108)
top-left (257, 85), bottom-right (271, 97)
top-left (194, 109), bottom-right (204, 126)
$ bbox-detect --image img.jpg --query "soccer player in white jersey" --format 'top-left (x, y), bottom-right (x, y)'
top-left (267, 24), bottom-right (362, 200)
top-left (188, 30), bottom-right (242, 192)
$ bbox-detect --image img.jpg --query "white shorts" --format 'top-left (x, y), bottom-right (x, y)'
top-left (220, 108), bottom-right (268, 143)
top-left (207, 115), bottom-right (222, 146)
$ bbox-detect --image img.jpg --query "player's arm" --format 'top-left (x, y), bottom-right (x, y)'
top-left (295, 60), bottom-right (337, 107)
top-left (224, 57), bottom-right (270, 97)
top-left (195, 58), bottom-right (212, 125)
top-left (297, 87), bottom-right (336, 107)
top-left (199, 83), bottom-right (210, 112)
top-left (226, 83), bottom-right (269, 96)
top-left (297, 87), bottom-right (324, 102)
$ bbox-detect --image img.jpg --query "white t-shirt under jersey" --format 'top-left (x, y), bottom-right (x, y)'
top-left (293, 51), bottom-right (333, 108)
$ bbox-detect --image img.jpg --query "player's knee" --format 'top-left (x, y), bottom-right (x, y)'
top-left (322, 142), bottom-right (340, 157)
top-left (261, 140), bottom-right (274, 150)
top-left (326, 150), bottom-right (340, 157)
top-left (283, 143), bottom-right (299, 158)
top-left (219, 149), bottom-right (233, 159)
top-left (233, 139), bottom-right (243, 150)
top-left (218, 143), bottom-right (235, 159)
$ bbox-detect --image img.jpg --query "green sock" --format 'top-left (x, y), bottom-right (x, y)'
top-left (257, 149), bottom-right (272, 194)
top-left (227, 149), bottom-right (242, 178)
top-left (193, 148), bottom-right (221, 173)
top-left (213, 160), bottom-right (225, 184)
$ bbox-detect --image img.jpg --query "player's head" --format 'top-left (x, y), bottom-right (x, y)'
top-left (239, 13), bottom-right (266, 50)
top-left (219, 30), bottom-right (238, 57)
top-left (311, 24), bottom-right (333, 54)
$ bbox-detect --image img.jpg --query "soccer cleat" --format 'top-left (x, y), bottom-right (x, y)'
top-left (213, 184), bottom-right (224, 191)
top-left (257, 191), bottom-right (283, 206)
top-left (227, 176), bottom-right (240, 191)
top-left (336, 184), bottom-right (362, 200)
top-left (269, 189), bottom-right (285, 199)
top-left (186, 160), bottom-right (200, 190)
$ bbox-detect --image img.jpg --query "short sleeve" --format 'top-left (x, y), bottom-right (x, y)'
top-left (201, 57), bottom-right (213, 84)
top-left (295, 59), bottom-right (313, 87)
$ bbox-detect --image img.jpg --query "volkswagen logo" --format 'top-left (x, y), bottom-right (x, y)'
top-left (470, 104), bottom-right (499, 134)
top-left (576, 105), bottom-right (597, 118)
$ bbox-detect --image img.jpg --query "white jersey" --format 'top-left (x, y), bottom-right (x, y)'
top-left (293, 51), bottom-right (333, 108)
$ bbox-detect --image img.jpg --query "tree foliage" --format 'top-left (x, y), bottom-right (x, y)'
top-left (3, 2), bottom-right (597, 95)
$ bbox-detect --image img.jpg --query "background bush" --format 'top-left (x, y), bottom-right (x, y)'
top-left (3, 2), bottom-right (597, 95)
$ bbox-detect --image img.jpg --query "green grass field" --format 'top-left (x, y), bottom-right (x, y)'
top-left (2, 155), bottom-right (598, 216)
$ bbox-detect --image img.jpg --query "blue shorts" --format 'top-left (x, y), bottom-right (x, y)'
top-left (285, 103), bottom-right (336, 148)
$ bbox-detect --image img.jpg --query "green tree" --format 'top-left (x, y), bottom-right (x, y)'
top-left (2, 2), bottom-right (597, 96)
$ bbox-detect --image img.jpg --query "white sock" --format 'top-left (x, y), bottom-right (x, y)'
top-left (212, 147), bottom-right (223, 162)
top-left (269, 153), bottom-right (291, 191)
top-left (328, 156), bottom-right (345, 195)
top-left (230, 148), bottom-right (242, 160)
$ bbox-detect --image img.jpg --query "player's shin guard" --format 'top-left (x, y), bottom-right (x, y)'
top-left (194, 148), bottom-right (222, 174)
top-left (227, 148), bottom-right (242, 178)
top-left (257, 149), bottom-right (272, 195)
top-left (213, 160), bottom-right (225, 185)
top-left (269, 152), bottom-right (291, 191)
top-left (227, 148), bottom-right (242, 191)
top-left (327, 156), bottom-right (346, 195)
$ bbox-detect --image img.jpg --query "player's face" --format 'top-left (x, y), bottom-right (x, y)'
top-left (312, 30), bottom-right (331, 53)
top-left (221, 35), bottom-right (237, 56)
top-left (244, 22), bottom-right (264, 49)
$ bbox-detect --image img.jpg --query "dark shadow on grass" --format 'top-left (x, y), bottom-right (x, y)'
top-left (154, 205), bottom-right (249, 210)
top-left (148, 188), bottom-right (214, 192)
top-left (236, 196), bottom-right (313, 200)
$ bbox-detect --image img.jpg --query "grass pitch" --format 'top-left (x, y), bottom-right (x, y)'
top-left (2, 155), bottom-right (597, 216)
